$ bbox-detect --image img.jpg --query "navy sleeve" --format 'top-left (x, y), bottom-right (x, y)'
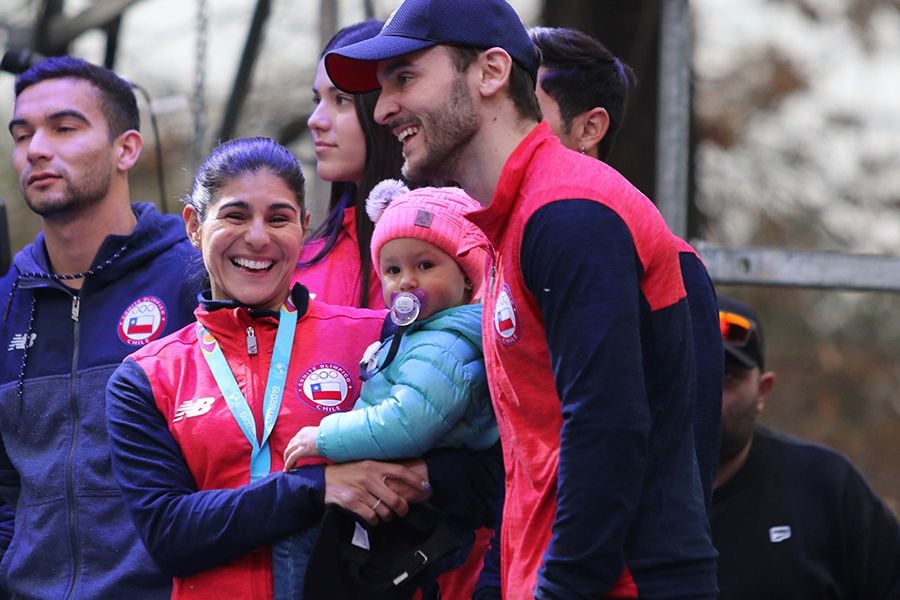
top-left (425, 440), bottom-right (504, 530)
top-left (679, 250), bottom-right (723, 509)
top-left (106, 358), bottom-right (326, 577)
top-left (0, 500), bottom-right (13, 556)
top-left (0, 437), bottom-right (17, 558)
top-left (841, 461), bottom-right (900, 598)
top-left (472, 487), bottom-right (504, 599)
top-left (522, 200), bottom-right (652, 597)
top-left (0, 500), bottom-right (10, 599)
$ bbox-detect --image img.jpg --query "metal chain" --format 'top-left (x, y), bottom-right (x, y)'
top-left (191, 0), bottom-right (209, 169)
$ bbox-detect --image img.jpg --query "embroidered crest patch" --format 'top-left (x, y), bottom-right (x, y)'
top-left (493, 284), bottom-right (520, 345)
top-left (118, 296), bottom-right (168, 346)
top-left (296, 363), bottom-right (354, 413)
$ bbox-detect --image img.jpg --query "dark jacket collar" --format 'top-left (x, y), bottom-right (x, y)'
top-left (197, 282), bottom-right (311, 319)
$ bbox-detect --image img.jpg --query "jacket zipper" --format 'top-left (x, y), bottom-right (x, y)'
top-left (246, 323), bottom-right (262, 444)
top-left (489, 264), bottom-right (497, 296)
top-left (64, 294), bottom-right (82, 600)
top-left (246, 326), bottom-right (258, 355)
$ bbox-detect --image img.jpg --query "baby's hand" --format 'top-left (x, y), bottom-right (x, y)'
top-left (283, 426), bottom-right (320, 470)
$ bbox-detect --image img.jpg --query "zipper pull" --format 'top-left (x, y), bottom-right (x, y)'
top-left (246, 326), bottom-right (258, 355)
top-left (71, 296), bottom-right (81, 322)
top-left (489, 264), bottom-right (497, 296)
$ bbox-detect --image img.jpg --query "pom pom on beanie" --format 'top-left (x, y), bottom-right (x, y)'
top-left (365, 179), bottom-right (409, 224)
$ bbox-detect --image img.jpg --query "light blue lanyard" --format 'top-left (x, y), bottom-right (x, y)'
top-left (196, 301), bottom-right (298, 483)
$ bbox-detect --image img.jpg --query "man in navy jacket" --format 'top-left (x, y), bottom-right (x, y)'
top-left (0, 56), bottom-right (199, 598)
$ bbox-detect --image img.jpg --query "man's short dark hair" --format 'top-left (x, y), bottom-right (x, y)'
top-left (530, 27), bottom-right (634, 160)
top-left (15, 56), bottom-right (140, 140)
top-left (447, 45), bottom-right (543, 124)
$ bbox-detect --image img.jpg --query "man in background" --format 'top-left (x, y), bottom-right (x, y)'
top-left (0, 56), bottom-right (198, 598)
top-left (530, 25), bottom-right (723, 509)
top-left (529, 25), bottom-right (633, 162)
top-left (713, 295), bottom-right (900, 599)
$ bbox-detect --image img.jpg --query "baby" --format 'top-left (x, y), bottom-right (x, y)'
top-left (279, 181), bottom-right (498, 598)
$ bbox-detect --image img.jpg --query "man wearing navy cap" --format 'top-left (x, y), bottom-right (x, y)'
top-left (325, 1), bottom-right (718, 597)
top-left (713, 295), bottom-right (900, 599)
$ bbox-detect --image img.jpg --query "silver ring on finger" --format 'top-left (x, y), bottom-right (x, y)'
top-left (371, 498), bottom-right (382, 511)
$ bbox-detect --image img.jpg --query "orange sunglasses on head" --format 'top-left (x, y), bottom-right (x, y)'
top-left (719, 311), bottom-right (754, 346)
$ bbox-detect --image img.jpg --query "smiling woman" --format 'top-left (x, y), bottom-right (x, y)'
top-left (183, 140), bottom-right (307, 310)
top-left (104, 137), bottom-right (444, 599)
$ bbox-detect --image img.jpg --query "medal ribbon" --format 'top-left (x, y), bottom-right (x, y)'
top-left (196, 300), bottom-right (298, 483)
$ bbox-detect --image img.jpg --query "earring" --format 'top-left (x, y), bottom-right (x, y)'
top-left (579, 146), bottom-right (586, 155)
top-left (192, 239), bottom-right (200, 248)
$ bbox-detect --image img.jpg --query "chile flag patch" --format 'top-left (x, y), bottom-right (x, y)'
top-left (493, 284), bottom-right (520, 345)
top-left (118, 296), bottom-right (168, 347)
top-left (297, 363), bottom-right (354, 413)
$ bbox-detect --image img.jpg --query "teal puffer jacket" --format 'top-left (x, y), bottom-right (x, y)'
top-left (316, 303), bottom-right (497, 461)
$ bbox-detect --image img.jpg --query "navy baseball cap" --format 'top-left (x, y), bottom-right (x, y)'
top-left (324, 0), bottom-right (539, 94)
top-left (718, 295), bottom-right (765, 370)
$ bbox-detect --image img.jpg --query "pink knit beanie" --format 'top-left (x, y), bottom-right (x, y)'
top-left (367, 180), bottom-right (490, 295)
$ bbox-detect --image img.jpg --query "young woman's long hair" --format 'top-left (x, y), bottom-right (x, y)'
top-left (300, 20), bottom-right (405, 308)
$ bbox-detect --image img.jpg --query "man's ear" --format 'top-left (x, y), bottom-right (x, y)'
top-left (756, 371), bottom-right (776, 412)
top-left (574, 107), bottom-right (610, 158)
top-left (114, 130), bottom-right (143, 172)
top-left (477, 47), bottom-right (514, 98)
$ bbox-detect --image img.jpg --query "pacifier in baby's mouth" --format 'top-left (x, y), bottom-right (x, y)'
top-left (389, 289), bottom-right (428, 326)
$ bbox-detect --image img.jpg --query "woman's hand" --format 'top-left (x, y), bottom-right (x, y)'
top-left (383, 458), bottom-right (432, 504)
top-left (324, 460), bottom-right (432, 525)
top-left (283, 426), bottom-right (320, 470)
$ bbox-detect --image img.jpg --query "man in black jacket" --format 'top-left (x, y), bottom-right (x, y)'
top-left (713, 295), bottom-right (900, 600)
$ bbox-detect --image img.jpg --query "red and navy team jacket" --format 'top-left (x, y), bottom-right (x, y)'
top-left (106, 286), bottom-right (386, 599)
top-left (674, 237), bottom-right (723, 509)
top-left (468, 123), bottom-right (718, 599)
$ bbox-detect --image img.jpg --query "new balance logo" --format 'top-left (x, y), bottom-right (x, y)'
top-left (7, 333), bottom-right (36, 351)
top-left (769, 526), bottom-right (792, 543)
top-left (173, 397), bottom-right (216, 422)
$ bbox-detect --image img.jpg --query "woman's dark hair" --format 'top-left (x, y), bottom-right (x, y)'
top-left (185, 136), bottom-right (305, 221)
top-left (301, 19), bottom-right (405, 307)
